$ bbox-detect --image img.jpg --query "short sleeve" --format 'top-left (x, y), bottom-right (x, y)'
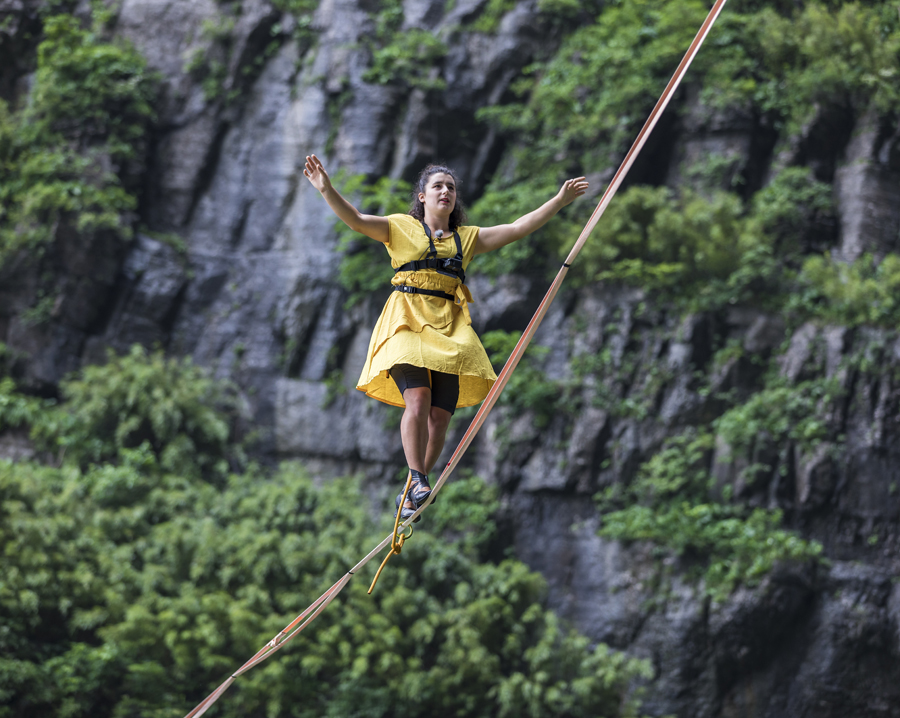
top-left (464, 226), bottom-right (479, 265)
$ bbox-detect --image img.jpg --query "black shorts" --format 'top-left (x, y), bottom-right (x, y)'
top-left (390, 364), bottom-right (459, 415)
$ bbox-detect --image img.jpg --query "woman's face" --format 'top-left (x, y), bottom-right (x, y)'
top-left (418, 172), bottom-right (457, 216)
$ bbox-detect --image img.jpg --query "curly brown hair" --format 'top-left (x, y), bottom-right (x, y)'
top-left (408, 164), bottom-right (468, 230)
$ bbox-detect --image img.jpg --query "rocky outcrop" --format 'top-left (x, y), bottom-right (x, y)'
top-left (834, 107), bottom-right (900, 262)
top-left (2, 1), bottom-right (900, 716)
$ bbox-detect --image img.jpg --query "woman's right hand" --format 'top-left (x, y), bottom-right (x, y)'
top-left (304, 154), bottom-right (331, 194)
top-left (303, 153), bottom-right (391, 243)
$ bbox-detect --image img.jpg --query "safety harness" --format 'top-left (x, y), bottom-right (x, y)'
top-left (393, 221), bottom-right (465, 301)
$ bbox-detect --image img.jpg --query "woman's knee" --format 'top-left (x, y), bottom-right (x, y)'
top-left (428, 405), bottom-right (452, 432)
top-left (404, 387), bottom-right (432, 417)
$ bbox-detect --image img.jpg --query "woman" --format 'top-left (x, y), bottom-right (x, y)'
top-left (303, 155), bottom-right (588, 520)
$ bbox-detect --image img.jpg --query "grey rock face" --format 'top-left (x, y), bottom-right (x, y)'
top-left (834, 108), bottom-right (900, 262)
top-left (1, 223), bottom-right (129, 389)
top-left (83, 233), bottom-right (188, 362)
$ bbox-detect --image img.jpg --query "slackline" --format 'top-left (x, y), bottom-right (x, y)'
top-left (183, 0), bottom-right (730, 714)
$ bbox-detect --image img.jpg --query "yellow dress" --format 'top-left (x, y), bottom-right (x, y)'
top-left (356, 214), bottom-right (497, 408)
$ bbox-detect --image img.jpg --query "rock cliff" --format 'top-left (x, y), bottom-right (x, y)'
top-left (1, 0), bottom-right (899, 715)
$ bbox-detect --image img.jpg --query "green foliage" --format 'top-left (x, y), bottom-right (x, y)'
top-left (479, 0), bottom-right (900, 190)
top-left (468, 0), bottom-right (518, 34)
top-left (269, 0), bottom-right (320, 46)
top-left (481, 330), bottom-right (561, 429)
top-left (363, 29), bottom-right (448, 90)
top-left (571, 166), bottom-right (834, 313)
top-left (578, 186), bottom-right (746, 289)
top-left (748, 167), bottom-right (834, 250)
top-left (359, 0), bottom-right (448, 89)
top-left (468, 180), bottom-right (582, 279)
top-left (470, 0), bottom-right (890, 306)
top-left (536, 0), bottom-right (585, 18)
top-left (46, 345), bottom-right (240, 478)
top-left (702, 1), bottom-right (900, 133)
top-left (0, 448), bottom-right (652, 718)
top-left (597, 432), bottom-right (822, 602)
top-left (0, 14), bottom-right (156, 268)
top-left (793, 253), bottom-right (900, 327)
top-left (0, 378), bottom-right (48, 433)
top-left (715, 376), bottom-right (841, 456)
top-left (182, 15), bottom-right (236, 102)
top-left (26, 15), bottom-right (156, 158)
top-left (334, 173), bottom-right (412, 307)
top-left (478, 0), bottom-right (709, 174)
top-left (1, 344), bottom-right (651, 716)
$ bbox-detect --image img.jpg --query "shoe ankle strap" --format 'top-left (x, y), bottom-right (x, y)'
top-left (410, 469), bottom-right (429, 485)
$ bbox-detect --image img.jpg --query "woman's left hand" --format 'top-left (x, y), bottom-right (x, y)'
top-left (475, 175), bottom-right (589, 255)
top-left (556, 177), bottom-right (589, 207)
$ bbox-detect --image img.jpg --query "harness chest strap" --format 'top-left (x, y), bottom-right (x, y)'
top-left (392, 220), bottom-right (474, 324)
top-left (394, 222), bottom-right (466, 282)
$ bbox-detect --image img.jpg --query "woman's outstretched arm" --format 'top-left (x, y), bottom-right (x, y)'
top-left (304, 154), bottom-right (391, 244)
top-left (474, 177), bottom-right (589, 255)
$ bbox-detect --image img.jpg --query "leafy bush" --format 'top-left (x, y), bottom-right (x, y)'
top-left (0, 348), bottom-right (652, 717)
top-left (0, 14), bottom-right (156, 268)
top-left (467, 180), bottom-right (583, 279)
top-left (568, 165), bottom-right (834, 312)
top-left (793, 252), bottom-right (900, 327)
top-left (0, 378), bottom-right (48, 433)
top-left (702, 1), bottom-right (900, 132)
top-left (577, 186), bottom-right (745, 288)
top-left (0, 455), bottom-right (653, 718)
top-left (362, 0), bottom-right (448, 90)
top-left (478, 0), bottom-right (709, 173)
top-left (364, 29), bottom-right (448, 90)
top-left (44, 345), bottom-right (241, 478)
top-left (597, 431), bottom-right (822, 602)
top-left (715, 375), bottom-right (841, 455)
top-left (479, 0), bottom-right (900, 181)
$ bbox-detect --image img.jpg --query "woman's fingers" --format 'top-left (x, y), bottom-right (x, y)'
top-left (561, 176), bottom-right (589, 201)
top-left (303, 155), bottom-right (329, 189)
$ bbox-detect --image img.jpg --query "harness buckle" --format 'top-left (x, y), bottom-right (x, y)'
top-left (440, 256), bottom-right (463, 273)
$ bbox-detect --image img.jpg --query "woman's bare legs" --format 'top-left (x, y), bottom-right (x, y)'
top-left (424, 406), bottom-right (452, 474)
top-left (400, 386), bottom-right (431, 475)
top-left (398, 392), bottom-right (453, 510)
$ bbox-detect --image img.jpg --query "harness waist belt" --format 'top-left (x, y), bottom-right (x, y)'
top-left (393, 285), bottom-right (455, 301)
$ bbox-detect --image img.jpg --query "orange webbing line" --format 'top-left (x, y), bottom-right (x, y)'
top-left (406, 0), bottom-right (731, 524)
top-left (181, 2), bottom-right (729, 714)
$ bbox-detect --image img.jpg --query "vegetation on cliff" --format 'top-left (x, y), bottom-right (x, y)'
top-left (0, 13), bottom-right (156, 271)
